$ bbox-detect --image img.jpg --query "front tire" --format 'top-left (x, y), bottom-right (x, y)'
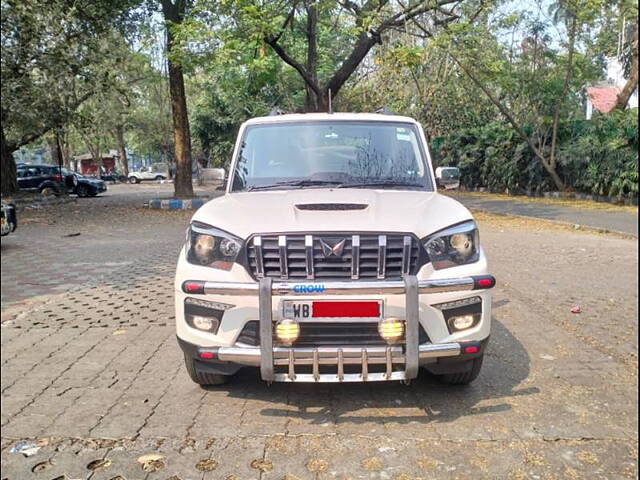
top-left (183, 354), bottom-right (230, 386)
top-left (436, 355), bottom-right (484, 385)
top-left (76, 184), bottom-right (89, 198)
top-left (155, 175), bottom-right (165, 181)
top-left (129, 176), bottom-right (140, 184)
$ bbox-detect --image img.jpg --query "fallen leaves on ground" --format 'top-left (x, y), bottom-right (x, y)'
top-left (306, 458), bottom-right (328, 472)
top-left (361, 456), bottom-right (384, 470)
top-left (250, 458), bottom-right (273, 472)
top-left (87, 459), bottom-right (112, 471)
top-left (137, 453), bottom-right (165, 472)
top-left (195, 459), bottom-right (218, 471)
top-left (31, 460), bottom-right (55, 473)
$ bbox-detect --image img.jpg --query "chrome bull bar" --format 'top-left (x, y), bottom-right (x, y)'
top-left (183, 274), bottom-right (496, 382)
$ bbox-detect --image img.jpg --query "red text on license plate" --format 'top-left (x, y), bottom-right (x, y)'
top-left (312, 301), bottom-right (380, 318)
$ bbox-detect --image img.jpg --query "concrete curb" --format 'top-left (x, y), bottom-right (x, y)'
top-left (147, 198), bottom-right (209, 210)
top-left (460, 187), bottom-right (638, 206)
top-left (469, 207), bottom-right (638, 239)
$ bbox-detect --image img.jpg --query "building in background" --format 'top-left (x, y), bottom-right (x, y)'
top-left (73, 153), bottom-right (118, 176)
top-left (585, 57), bottom-right (639, 119)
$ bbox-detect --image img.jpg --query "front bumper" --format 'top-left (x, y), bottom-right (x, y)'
top-left (180, 274), bottom-right (495, 383)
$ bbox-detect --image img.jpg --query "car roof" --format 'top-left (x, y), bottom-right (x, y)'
top-left (242, 112), bottom-right (420, 127)
top-left (18, 163), bottom-right (59, 168)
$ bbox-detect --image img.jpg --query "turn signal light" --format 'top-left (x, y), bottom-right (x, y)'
top-left (378, 318), bottom-right (405, 344)
top-left (275, 318), bottom-right (300, 345)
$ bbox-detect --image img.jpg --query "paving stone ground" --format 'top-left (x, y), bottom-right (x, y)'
top-left (1, 185), bottom-right (637, 479)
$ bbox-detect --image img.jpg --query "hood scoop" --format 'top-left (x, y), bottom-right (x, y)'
top-left (295, 203), bottom-right (368, 211)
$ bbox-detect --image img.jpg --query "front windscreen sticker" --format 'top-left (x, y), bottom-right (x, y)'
top-left (396, 128), bottom-right (411, 141)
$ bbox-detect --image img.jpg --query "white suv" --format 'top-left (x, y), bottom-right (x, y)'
top-left (174, 113), bottom-right (495, 386)
top-left (128, 164), bottom-right (168, 183)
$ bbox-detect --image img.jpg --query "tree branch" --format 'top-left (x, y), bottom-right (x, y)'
top-left (616, 21), bottom-right (638, 110)
top-left (265, 37), bottom-right (321, 95)
top-left (325, 33), bottom-right (378, 98)
top-left (378, 0), bottom-right (459, 31)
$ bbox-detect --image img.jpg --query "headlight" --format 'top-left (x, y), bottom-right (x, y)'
top-left (186, 222), bottom-right (243, 270)
top-left (423, 221), bottom-right (479, 270)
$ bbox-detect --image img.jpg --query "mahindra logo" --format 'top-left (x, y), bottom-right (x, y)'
top-left (320, 238), bottom-right (346, 258)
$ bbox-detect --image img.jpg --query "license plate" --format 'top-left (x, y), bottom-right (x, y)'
top-left (283, 300), bottom-right (382, 320)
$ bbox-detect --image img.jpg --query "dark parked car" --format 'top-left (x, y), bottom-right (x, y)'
top-left (16, 164), bottom-right (66, 195)
top-left (100, 170), bottom-right (127, 183)
top-left (61, 168), bottom-right (107, 197)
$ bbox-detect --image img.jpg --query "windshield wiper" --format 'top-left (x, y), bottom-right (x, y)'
top-left (247, 180), bottom-right (343, 191)
top-left (337, 180), bottom-right (425, 189)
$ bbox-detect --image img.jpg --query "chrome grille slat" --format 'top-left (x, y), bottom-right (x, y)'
top-left (278, 235), bottom-right (288, 279)
top-left (248, 233), bottom-right (420, 280)
top-left (377, 235), bottom-right (387, 279)
top-left (351, 235), bottom-right (360, 279)
top-left (305, 235), bottom-right (314, 279)
top-left (402, 235), bottom-right (412, 275)
top-left (253, 236), bottom-right (264, 278)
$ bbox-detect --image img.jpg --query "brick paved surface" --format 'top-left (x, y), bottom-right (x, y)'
top-left (1, 187), bottom-right (637, 479)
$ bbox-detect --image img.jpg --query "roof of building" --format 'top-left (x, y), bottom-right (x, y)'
top-left (586, 86), bottom-right (620, 114)
top-left (73, 153), bottom-right (118, 161)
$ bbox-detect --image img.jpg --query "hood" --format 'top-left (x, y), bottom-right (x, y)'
top-left (192, 189), bottom-right (473, 240)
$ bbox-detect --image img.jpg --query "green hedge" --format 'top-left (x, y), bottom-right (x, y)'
top-left (432, 109), bottom-right (638, 200)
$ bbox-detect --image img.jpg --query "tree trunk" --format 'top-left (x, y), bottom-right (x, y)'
top-left (304, 1), bottom-right (319, 112)
top-left (616, 21), bottom-right (638, 110)
top-left (1, 125), bottom-right (18, 195)
top-left (167, 52), bottom-right (193, 198)
top-left (548, 14), bottom-right (577, 179)
top-left (114, 123), bottom-right (129, 176)
top-left (162, 0), bottom-right (194, 199)
top-left (450, 52), bottom-right (566, 191)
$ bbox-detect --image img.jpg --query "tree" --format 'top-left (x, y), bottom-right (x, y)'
top-left (222, 0), bottom-right (463, 112)
top-left (0, 0), bottom-right (138, 194)
top-left (427, 1), bottom-right (604, 191)
top-left (160, 0), bottom-right (194, 198)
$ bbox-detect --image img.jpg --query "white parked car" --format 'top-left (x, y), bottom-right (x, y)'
top-left (175, 113), bottom-right (495, 386)
top-left (435, 166), bottom-right (461, 190)
top-left (128, 164), bottom-right (168, 183)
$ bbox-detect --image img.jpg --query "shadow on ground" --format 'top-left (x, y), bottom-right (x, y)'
top-left (209, 318), bottom-right (537, 426)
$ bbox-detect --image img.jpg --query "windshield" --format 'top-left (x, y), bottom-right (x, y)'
top-left (231, 121), bottom-right (433, 192)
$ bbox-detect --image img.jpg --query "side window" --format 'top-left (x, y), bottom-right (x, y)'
top-left (27, 167), bottom-right (41, 177)
top-left (17, 168), bottom-right (27, 178)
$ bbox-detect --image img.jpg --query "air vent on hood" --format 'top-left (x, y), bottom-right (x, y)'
top-left (295, 203), bottom-right (368, 211)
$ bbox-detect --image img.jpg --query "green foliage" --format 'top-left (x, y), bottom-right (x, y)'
top-left (433, 109), bottom-right (639, 199)
top-left (557, 110), bottom-right (638, 198)
top-left (1, 0), bottom-right (140, 149)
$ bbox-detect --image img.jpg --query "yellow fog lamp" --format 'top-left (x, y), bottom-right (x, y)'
top-left (275, 318), bottom-right (300, 345)
top-left (378, 317), bottom-right (405, 344)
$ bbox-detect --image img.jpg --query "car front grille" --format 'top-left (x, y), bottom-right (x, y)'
top-left (235, 320), bottom-right (430, 347)
top-left (247, 233), bottom-right (421, 280)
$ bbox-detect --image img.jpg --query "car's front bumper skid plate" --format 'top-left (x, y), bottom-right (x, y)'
top-left (189, 274), bottom-right (495, 383)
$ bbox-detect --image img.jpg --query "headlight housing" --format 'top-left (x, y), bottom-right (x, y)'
top-left (422, 221), bottom-right (480, 270)
top-left (186, 221), bottom-right (243, 270)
